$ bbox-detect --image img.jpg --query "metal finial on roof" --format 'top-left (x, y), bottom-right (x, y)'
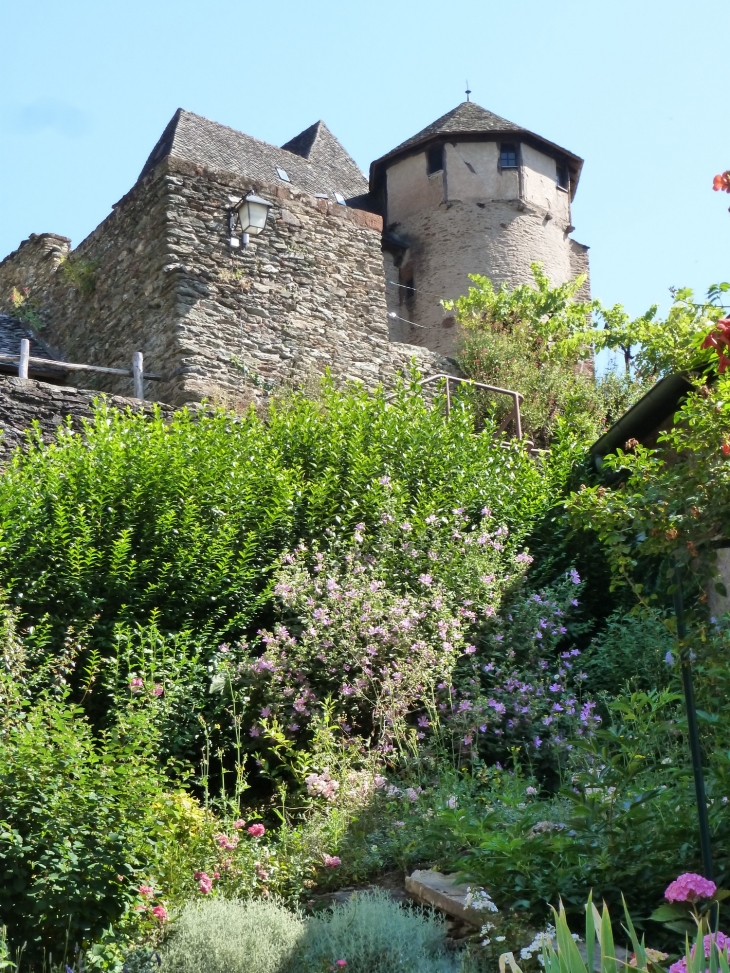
top-left (465, 81), bottom-right (471, 102)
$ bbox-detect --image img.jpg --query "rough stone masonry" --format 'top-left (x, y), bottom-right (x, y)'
top-left (0, 161), bottom-right (456, 407)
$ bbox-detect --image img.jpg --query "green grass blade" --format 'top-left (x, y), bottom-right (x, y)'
top-left (622, 894), bottom-right (646, 970)
top-left (599, 902), bottom-right (617, 973)
top-left (585, 892), bottom-right (596, 973)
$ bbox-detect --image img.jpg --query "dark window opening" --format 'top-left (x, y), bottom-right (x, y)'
top-left (499, 143), bottom-right (518, 169)
top-left (427, 145), bottom-right (444, 175)
top-left (399, 267), bottom-right (416, 312)
top-left (556, 164), bottom-right (570, 191)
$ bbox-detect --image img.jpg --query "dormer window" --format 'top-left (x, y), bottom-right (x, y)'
top-left (499, 143), bottom-right (518, 169)
top-left (556, 163), bottom-right (570, 191)
top-left (427, 145), bottom-right (444, 175)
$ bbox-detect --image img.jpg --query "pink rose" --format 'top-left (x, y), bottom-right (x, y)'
top-left (151, 905), bottom-right (168, 922)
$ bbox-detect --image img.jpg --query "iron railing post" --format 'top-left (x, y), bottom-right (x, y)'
top-left (673, 561), bottom-right (715, 886)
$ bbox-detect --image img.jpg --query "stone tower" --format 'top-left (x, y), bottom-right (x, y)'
top-left (370, 101), bottom-right (590, 356)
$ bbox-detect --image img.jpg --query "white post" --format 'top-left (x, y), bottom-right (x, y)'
top-left (132, 352), bottom-right (144, 399)
top-left (18, 339), bottom-right (30, 380)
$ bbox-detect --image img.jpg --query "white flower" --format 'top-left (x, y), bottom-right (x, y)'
top-left (465, 887), bottom-right (498, 913)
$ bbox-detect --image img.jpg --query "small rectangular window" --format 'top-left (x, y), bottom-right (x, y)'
top-left (499, 143), bottom-right (518, 169)
top-left (276, 167), bottom-right (290, 182)
top-left (333, 192), bottom-right (346, 205)
top-left (556, 164), bottom-right (570, 191)
top-left (427, 145), bottom-right (444, 175)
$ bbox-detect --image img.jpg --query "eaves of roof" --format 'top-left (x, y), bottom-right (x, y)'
top-left (589, 372), bottom-right (701, 467)
top-left (370, 102), bottom-right (584, 200)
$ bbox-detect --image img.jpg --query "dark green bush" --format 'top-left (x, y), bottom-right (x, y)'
top-left (581, 610), bottom-right (673, 695)
top-left (0, 376), bottom-right (578, 672)
top-left (0, 686), bottom-right (177, 961)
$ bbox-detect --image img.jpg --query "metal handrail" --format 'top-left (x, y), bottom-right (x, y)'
top-left (388, 373), bottom-right (524, 440)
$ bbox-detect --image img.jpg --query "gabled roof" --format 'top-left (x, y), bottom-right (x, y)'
top-left (370, 101), bottom-right (583, 196)
top-left (138, 109), bottom-right (368, 201)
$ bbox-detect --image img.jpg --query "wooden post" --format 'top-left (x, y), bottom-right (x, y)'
top-left (18, 339), bottom-right (30, 380)
top-left (132, 352), bottom-right (144, 400)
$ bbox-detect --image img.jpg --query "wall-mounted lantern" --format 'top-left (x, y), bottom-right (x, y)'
top-left (228, 190), bottom-right (273, 248)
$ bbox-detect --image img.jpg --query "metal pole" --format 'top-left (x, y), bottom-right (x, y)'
top-left (445, 377), bottom-right (451, 416)
top-left (673, 561), bottom-right (715, 883)
top-left (513, 393), bottom-right (523, 439)
top-left (132, 352), bottom-right (144, 400)
top-left (18, 338), bottom-right (30, 379)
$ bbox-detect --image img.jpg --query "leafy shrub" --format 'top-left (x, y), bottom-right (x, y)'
top-left (214, 506), bottom-right (521, 753)
top-left (0, 376), bottom-right (576, 680)
top-left (159, 898), bottom-right (305, 973)
top-left (438, 689), bottom-right (730, 919)
top-left (291, 889), bottom-right (458, 973)
top-left (0, 607), bottom-right (208, 962)
top-left (0, 695), bottom-right (177, 961)
top-left (581, 610), bottom-right (673, 695)
top-left (450, 265), bottom-right (645, 447)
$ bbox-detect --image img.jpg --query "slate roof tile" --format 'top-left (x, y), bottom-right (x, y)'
top-left (139, 110), bottom-right (369, 201)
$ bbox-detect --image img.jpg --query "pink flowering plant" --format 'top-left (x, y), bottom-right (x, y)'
top-left (210, 508), bottom-right (527, 759)
top-left (651, 872), bottom-right (729, 937)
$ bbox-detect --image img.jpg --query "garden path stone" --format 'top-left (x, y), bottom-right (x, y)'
top-left (405, 869), bottom-right (490, 926)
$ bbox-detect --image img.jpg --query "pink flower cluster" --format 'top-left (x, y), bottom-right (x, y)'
top-left (669, 932), bottom-right (730, 973)
top-left (305, 771), bottom-right (340, 801)
top-left (247, 823), bottom-right (265, 837)
top-left (323, 854), bottom-right (341, 868)
top-left (136, 884), bottom-right (167, 921)
top-left (195, 870), bottom-right (218, 894)
top-left (214, 833), bottom-right (239, 850)
top-left (665, 872), bottom-right (717, 903)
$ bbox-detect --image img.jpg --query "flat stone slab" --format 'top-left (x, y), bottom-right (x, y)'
top-left (405, 869), bottom-right (493, 926)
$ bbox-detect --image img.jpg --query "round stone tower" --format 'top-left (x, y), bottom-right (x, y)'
top-left (369, 101), bottom-right (590, 356)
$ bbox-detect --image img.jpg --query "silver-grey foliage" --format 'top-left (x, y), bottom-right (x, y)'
top-left (159, 898), bottom-right (305, 973)
top-left (290, 889), bottom-right (461, 973)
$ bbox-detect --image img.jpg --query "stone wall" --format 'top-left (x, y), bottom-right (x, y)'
top-left (0, 376), bottom-right (174, 460)
top-left (0, 167), bottom-right (178, 400)
top-left (0, 159), bottom-right (458, 407)
top-left (161, 159), bottom-right (457, 405)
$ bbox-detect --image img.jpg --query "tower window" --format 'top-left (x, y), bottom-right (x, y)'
top-left (499, 143), bottom-right (518, 169)
top-left (427, 145), bottom-right (444, 175)
top-left (556, 164), bottom-right (570, 191)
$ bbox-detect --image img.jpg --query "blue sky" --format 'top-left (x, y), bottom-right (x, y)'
top-left (1, 0), bottom-right (729, 363)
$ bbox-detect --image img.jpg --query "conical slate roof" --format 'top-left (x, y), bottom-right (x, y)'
top-left (387, 102), bottom-right (523, 157)
top-left (370, 101), bottom-right (583, 193)
top-left (137, 110), bottom-right (368, 201)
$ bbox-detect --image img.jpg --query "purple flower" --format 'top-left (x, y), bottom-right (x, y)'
top-left (569, 568), bottom-right (581, 585)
